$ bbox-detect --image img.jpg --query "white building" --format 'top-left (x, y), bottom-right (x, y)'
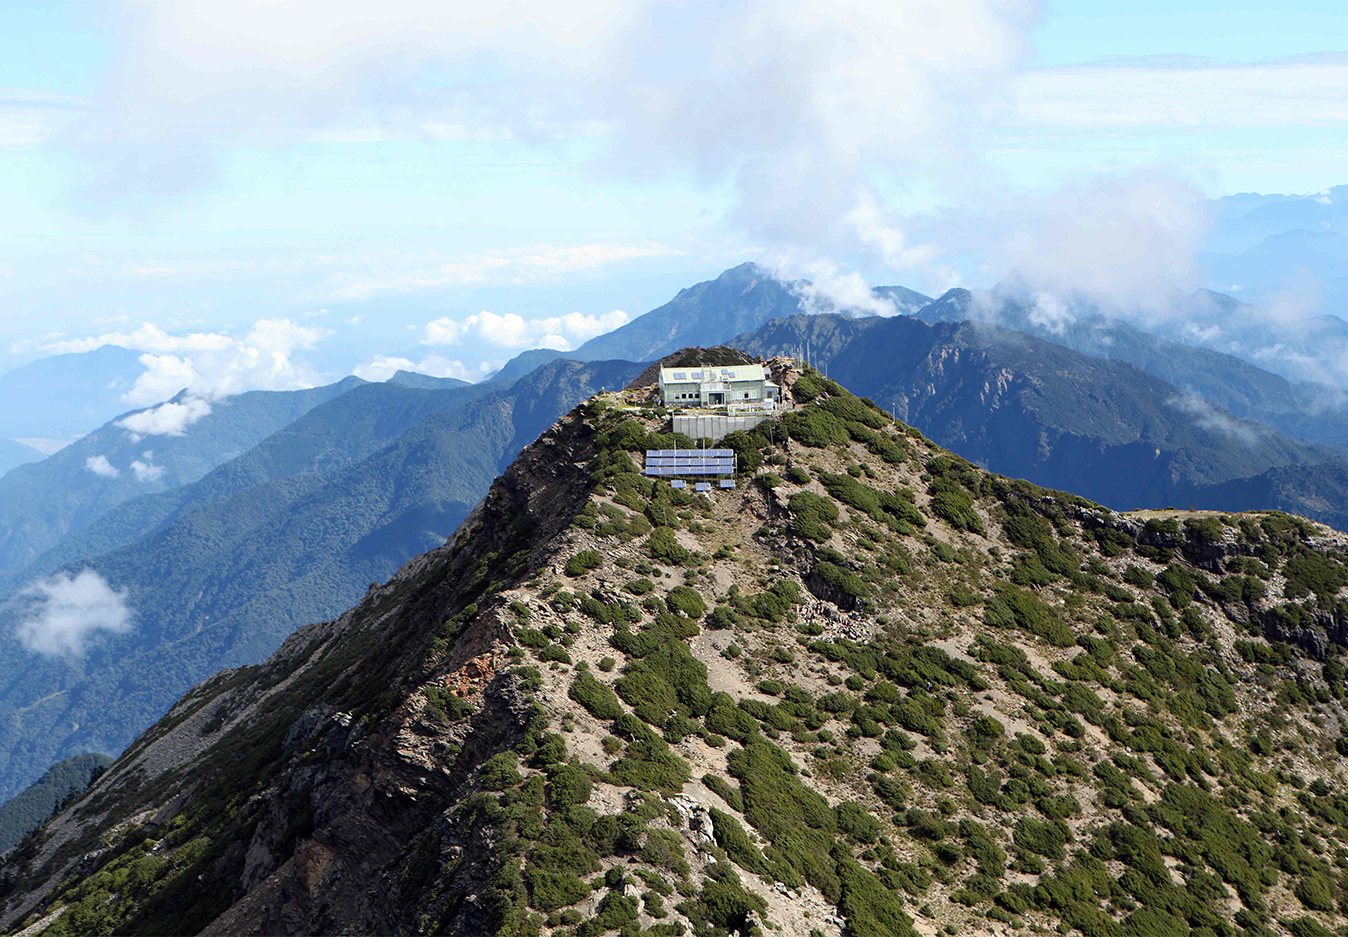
top-left (657, 363), bottom-right (779, 409)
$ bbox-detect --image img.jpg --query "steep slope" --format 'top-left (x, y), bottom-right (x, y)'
top-left (8, 361), bottom-right (1348, 937)
top-left (0, 359), bottom-right (643, 801)
top-left (0, 377), bottom-right (364, 577)
top-left (551, 262), bottom-right (809, 364)
top-left (914, 286), bottom-right (1348, 449)
top-left (0, 756), bottom-right (111, 854)
top-left (733, 313), bottom-right (1348, 517)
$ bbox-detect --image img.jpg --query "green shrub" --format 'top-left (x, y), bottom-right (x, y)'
top-left (547, 763), bottom-right (593, 807)
top-left (666, 585), bottom-right (707, 618)
top-left (928, 476), bottom-right (983, 534)
top-left (481, 752), bottom-right (522, 791)
top-left (1293, 870), bottom-right (1336, 912)
top-left (642, 828), bottom-right (690, 876)
top-left (702, 774), bottom-right (745, 813)
top-left (834, 850), bottom-right (919, 937)
top-left (624, 578), bottom-right (655, 595)
top-left (516, 627), bottom-right (549, 649)
top-left (1122, 565), bottom-right (1154, 589)
top-left (710, 808), bottom-right (770, 876)
top-left (423, 686), bottom-right (474, 724)
top-left (814, 561), bottom-right (869, 599)
top-left (608, 732), bottom-right (691, 792)
top-left (782, 406), bottom-right (850, 448)
top-left (569, 672), bottom-right (624, 720)
top-left (564, 550), bottom-right (603, 577)
top-left (788, 491), bottom-right (840, 542)
top-left (835, 802), bottom-right (881, 843)
top-left (538, 644), bottom-right (572, 665)
top-left (984, 587), bottom-right (1074, 647)
top-left (1012, 817), bottom-right (1068, 860)
top-left (647, 528), bottom-right (691, 565)
top-left (677, 864), bottom-right (769, 936)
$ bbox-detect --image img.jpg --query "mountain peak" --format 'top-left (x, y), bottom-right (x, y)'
top-left (10, 359), bottom-right (1348, 937)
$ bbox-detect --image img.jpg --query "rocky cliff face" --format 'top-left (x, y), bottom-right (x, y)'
top-left (8, 359), bottom-right (1348, 937)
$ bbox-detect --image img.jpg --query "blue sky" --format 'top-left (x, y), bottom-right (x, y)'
top-left (2, 0), bottom-right (1347, 390)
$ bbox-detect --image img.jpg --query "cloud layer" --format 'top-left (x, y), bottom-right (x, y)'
top-left (14, 569), bottom-right (134, 656)
top-left (421, 309), bottom-right (630, 351)
top-left (25, 318), bottom-right (329, 408)
top-left (118, 397), bottom-right (213, 438)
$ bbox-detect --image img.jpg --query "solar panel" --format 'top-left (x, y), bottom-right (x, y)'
top-left (719, 479), bottom-right (735, 488)
top-left (644, 448), bottom-right (736, 476)
top-left (695, 482), bottom-right (711, 492)
top-left (671, 480), bottom-right (686, 488)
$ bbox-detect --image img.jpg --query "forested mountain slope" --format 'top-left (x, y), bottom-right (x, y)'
top-left (12, 378), bottom-right (498, 585)
top-left (7, 358), bottom-right (1348, 937)
top-left (0, 377), bottom-right (364, 578)
top-left (0, 757), bottom-right (111, 855)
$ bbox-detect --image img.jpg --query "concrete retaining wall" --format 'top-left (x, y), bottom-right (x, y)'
top-left (673, 413), bottom-right (771, 440)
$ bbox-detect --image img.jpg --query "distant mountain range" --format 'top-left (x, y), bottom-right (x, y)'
top-left (912, 283), bottom-right (1348, 449)
top-left (0, 345), bottom-right (146, 443)
top-left (0, 378), bottom-right (364, 580)
top-left (733, 313), bottom-right (1348, 516)
top-left (493, 262), bottom-right (934, 382)
top-left (0, 358), bottom-right (641, 801)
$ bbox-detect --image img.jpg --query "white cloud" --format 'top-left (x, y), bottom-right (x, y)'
top-left (85, 455), bottom-right (120, 478)
top-left (20, 321), bottom-right (233, 356)
top-left (977, 172), bottom-right (1212, 316)
top-left (352, 354), bottom-right (502, 383)
top-left (14, 569), bottom-right (134, 656)
top-left (73, 0), bottom-right (1298, 330)
top-left (79, 2), bottom-right (1033, 272)
top-left (118, 397), bottom-right (212, 438)
top-left (1166, 394), bottom-right (1261, 445)
top-left (22, 317), bottom-right (330, 408)
top-left (130, 453), bottom-right (166, 482)
top-left (421, 309), bottom-right (630, 351)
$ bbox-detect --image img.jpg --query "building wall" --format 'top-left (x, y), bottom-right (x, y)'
top-left (661, 381), bottom-right (701, 404)
top-left (661, 376), bottom-right (772, 407)
top-left (673, 413), bottom-right (771, 439)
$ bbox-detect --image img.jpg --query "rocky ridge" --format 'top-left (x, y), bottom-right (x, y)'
top-left (5, 356), bottom-right (1348, 937)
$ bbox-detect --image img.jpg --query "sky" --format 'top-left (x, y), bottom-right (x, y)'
top-left (2, 0), bottom-right (1348, 392)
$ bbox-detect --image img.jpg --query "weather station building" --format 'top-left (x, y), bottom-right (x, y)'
top-left (657, 364), bottom-right (779, 410)
top-left (658, 363), bottom-right (781, 440)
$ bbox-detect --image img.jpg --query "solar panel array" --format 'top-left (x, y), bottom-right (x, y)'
top-left (644, 448), bottom-right (735, 476)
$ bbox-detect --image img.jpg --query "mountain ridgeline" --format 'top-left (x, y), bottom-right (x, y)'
top-left (7, 360), bottom-right (1348, 937)
top-left (491, 262), bottom-right (911, 383)
top-left (732, 312), bottom-right (1348, 531)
